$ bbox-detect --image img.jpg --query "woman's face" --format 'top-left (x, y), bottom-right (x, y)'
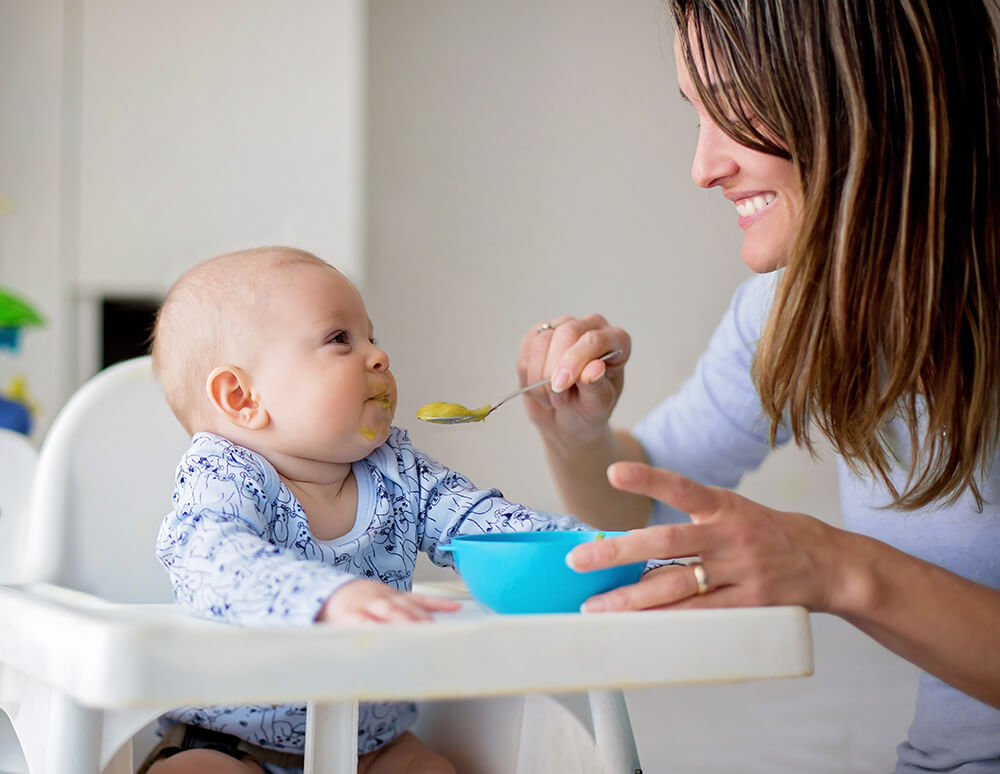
top-left (674, 31), bottom-right (802, 273)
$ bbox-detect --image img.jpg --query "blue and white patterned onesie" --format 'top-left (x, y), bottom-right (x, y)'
top-left (156, 427), bottom-right (584, 761)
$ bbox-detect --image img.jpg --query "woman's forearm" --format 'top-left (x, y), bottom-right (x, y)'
top-left (833, 530), bottom-right (1000, 708)
top-left (543, 427), bottom-right (653, 529)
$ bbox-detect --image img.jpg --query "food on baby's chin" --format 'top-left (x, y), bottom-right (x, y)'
top-left (360, 427), bottom-right (375, 440)
top-left (416, 402), bottom-right (491, 422)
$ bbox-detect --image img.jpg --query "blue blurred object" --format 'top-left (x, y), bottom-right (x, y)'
top-left (439, 530), bottom-right (644, 614)
top-left (0, 327), bottom-right (21, 350)
top-left (0, 396), bottom-right (31, 434)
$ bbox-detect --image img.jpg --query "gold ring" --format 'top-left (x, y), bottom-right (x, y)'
top-left (691, 561), bottom-right (709, 595)
top-left (536, 322), bottom-right (556, 334)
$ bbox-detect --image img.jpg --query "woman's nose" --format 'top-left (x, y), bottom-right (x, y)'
top-left (691, 122), bottom-right (738, 189)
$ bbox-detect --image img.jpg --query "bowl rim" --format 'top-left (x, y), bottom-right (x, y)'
top-left (439, 529), bottom-right (629, 551)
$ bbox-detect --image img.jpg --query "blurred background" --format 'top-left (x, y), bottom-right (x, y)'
top-left (0, 1), bottom-right (917, 771)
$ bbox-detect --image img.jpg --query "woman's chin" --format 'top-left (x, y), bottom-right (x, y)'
top-left (740, 246), bottom-right (786, 274)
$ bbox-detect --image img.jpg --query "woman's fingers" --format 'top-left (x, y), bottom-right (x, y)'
top-left (581, 557), bottom-right (741, 612)
top-left (548, 317), bottom-right (629, 394)
top-left (517, 314), bottom-right (629, 396)
top-left (567, 522), bottom-right (707, 571)
top-left (519, 314), bottom-right (578, 388)
top-left (572, 461), bottom-right (847, 613)
top-left (565, 470), bottom-right (732, 571)
top-left (607, 461), bottom-right (728, 519)
top-left (581, 564), bottom-right (698, 612)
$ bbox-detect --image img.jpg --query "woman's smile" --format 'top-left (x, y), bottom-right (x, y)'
top-left (734, 192), bottom-right (776, 218)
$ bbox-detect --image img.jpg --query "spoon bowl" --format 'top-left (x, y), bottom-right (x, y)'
top-left (417, 350), bottom-right (622, 424)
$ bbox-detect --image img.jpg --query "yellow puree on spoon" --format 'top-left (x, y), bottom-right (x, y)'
top-left (415, 402), bottom-right (492, 423)
top-left (417, 352), bottom-right (621, 425)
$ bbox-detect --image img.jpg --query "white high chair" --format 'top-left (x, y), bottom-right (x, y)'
top-left (0, 428), bottom-right (37, 774)
top-left (0, 356), bottom-right (813, 774)
top-left (0, 428), bottom-right (37, 585)
top-left (0, 357), bottom-right (629, 773)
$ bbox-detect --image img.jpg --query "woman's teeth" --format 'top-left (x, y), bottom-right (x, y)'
top-left (735, 193), bottom-right (776, 217)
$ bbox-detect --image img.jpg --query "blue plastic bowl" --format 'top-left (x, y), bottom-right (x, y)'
top-left (439, 530), bottom-right (644, 614)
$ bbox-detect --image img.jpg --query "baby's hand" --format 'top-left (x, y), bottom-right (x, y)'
top-left (317, 579), bottom-right (461, 624)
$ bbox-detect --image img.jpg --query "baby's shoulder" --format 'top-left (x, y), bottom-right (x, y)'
top-left (178, 433), bottom-right (278, 494)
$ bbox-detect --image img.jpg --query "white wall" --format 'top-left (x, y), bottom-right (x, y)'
top-left (1, 0), bottom-right (842, 521)
top-left (0, 0), bottom-right (364, 433)
top-left (2, 2), bottom-right (917, 770)
top-left (366, 0), bottom-right (841, 525)
top-left (0, 1), bottom-right (69, 438)
top-left (365, 3), bottom-right (917, 770)
top-left (75, 1), bottom-right (365, 295)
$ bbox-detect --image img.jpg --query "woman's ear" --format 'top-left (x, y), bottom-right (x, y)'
top-left (205, 366), bottom-right (270, 430)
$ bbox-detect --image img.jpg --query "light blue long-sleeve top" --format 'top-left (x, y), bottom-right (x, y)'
top-left (633, 272), bottom-right (1000, 772)
top-left (156, 427), bottom-right (583, 758)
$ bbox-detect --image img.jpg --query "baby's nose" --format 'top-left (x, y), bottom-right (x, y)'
top-left (369, 346), bottom-right (390, 370)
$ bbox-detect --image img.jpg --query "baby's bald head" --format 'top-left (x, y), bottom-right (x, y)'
top-left (151, 246), bottom-right (333, 432)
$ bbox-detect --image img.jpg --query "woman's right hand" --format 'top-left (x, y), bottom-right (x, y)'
top-left (516, 314), bottom-right (631, 448)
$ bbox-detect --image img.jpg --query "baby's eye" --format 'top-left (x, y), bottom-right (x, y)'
top-left (369, 337), bottom-right (379, 346)
top-left (327, 331), bottom-right (350, 345)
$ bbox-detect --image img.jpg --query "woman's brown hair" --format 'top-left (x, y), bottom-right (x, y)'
top-left (671, 0), bottom-right (1000, 509)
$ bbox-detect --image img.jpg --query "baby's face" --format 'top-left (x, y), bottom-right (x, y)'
top-left (249, 261), bottom-right (397, 464)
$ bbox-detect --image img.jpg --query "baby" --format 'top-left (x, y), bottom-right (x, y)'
top-left (143, 246), bottom-right (585, 774)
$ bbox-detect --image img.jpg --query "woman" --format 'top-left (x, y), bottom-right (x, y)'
top-left (518, 1), bottom-right (1000, 771)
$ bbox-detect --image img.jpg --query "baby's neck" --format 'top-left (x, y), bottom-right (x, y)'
top-left (278, 463), bottom-right (359, 541)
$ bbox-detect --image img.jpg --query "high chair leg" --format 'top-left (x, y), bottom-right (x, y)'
top-left (304, 700), bottom-right (359, 774)
top-left (45, 692), bottom-right (102, 774)
top-left (587, 690), bottom-right (642, 774)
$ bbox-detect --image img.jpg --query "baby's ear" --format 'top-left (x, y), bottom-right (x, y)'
top-left (205, 366), bottom-right (269, 430)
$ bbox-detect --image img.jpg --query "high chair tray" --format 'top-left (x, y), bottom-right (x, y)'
top-left (0, 581), bottom-right (812, 710)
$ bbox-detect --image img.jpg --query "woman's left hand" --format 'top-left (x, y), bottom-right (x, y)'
top-left (568, 463), bottom-right (1000, 710)
top-left (567, 461), bottom-right (852, 613)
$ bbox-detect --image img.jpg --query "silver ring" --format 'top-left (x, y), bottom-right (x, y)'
top-left (536, 322), bottom-right (556, 334)
top-left (690, 561), bottom-right (709, 595)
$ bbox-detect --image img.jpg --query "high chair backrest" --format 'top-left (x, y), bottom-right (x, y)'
top-left (21, 356), bottom-right (190, 602)
top-left (0, 428), bottom-right (38, 584)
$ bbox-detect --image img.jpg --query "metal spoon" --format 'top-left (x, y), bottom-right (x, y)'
top-left (416, 350), bottom-right (622, 425)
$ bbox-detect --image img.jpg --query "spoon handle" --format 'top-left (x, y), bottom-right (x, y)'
top-left (489, 349), bottom-right (623, 412)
